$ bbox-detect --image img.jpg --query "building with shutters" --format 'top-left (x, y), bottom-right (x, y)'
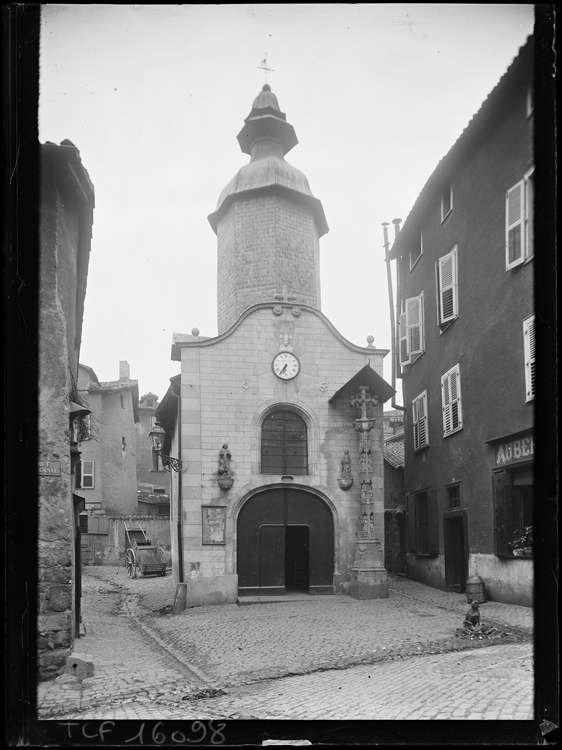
top-left (388, 37), bottom-right (534, 606)
top-left (157, 84), bottom-right (395, 607)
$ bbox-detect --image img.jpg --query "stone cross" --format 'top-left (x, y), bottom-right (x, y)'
top-left (350, 386), bottom-right (378, 421)
top-left (274, 285), bottom-right (297, 304)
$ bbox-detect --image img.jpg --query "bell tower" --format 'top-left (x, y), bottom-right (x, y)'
top-left (208, 85), bottom-right (328, 334)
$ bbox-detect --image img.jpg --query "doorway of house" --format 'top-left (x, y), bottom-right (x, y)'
top-left (445, 515), bottom-right (466, 592)
top-left (284, 525), bottom-right (309, 592)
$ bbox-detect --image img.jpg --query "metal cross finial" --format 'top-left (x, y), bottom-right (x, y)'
top-left (258, 54), bottom-right (274, 84)
top-left (274, 285), bottom-right (296, 304)
top-left (350, 386), bottom-right (378, 420)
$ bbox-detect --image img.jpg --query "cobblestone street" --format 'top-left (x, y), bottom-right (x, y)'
top-left (38, 566), bottom-right (534, 722)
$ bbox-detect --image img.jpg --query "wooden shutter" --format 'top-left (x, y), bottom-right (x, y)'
top-left (523, 316), bottom-right (536, 401)
top-left (406, 493), bottom-right (417, 552)
top-left (438, 248), bottom-right (458, 324)
top-left (441, 365), bottom-right (462, 436)
top-left (427, 489), bottom-right (439, 556)
top-left (412, 391), bottom-right (428, 450)
top-left (494, 471), bottom-right (517, 556)
top-left (524, 170), bottom-right (534, 259)
top-left (399, 312), bottom-right (410, 365)
top-left (506, 180), bottom-right (524, 269)
top-left (406, 295), bottom-right (424, 356)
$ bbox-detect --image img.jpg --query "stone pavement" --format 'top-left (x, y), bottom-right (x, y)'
top-left (37, 566), bottom-right (533, 721)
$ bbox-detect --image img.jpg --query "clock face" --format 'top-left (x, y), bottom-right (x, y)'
top-left (272, 351), bottom-right (300, 380)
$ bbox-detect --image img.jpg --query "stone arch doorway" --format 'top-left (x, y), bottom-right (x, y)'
top-left (237, 487), bottom-right (334, 596)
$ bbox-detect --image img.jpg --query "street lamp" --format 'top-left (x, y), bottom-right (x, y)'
top-left (149, 422), bottom-right (182, 472)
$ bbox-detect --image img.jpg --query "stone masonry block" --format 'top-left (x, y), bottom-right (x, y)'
top-left (63, 653), bottom-right (95, 680)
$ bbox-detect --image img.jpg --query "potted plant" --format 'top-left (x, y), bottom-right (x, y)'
top-left (509, 526), bottom-right (533, 556)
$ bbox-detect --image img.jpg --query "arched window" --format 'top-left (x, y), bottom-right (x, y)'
top-left (261, 410), bottom-right (308, 475)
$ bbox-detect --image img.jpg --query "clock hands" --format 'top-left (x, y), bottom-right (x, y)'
top-left (279, 364), bottom-right (288, 375)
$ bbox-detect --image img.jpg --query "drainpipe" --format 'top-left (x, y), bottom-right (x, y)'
top-left (172, 388), bottom-right (184, 583)
top-left (383, 219), bottom-right (405, 412)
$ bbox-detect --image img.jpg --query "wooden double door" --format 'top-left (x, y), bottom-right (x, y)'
top-left (237, 488), bottom-right (334, 596)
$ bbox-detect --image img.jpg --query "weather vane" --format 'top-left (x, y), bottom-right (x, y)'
top-left (258, 54), bottom-right (274, 84)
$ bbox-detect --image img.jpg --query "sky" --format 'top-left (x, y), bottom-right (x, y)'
top-left (38, 4), bottom-right (534, 402)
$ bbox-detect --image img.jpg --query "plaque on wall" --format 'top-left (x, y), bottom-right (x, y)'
top-left (202, 506), bottom-right (226, 545)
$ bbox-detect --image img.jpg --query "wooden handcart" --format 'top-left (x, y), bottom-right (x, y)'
top-left (125, 523), bottom-right (167, 578)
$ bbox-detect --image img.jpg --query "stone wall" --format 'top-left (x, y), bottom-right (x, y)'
top-left (38, 142), bottom-right (94, 680)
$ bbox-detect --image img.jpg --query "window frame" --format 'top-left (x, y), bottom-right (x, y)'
top-left (441, 183), bottom-right (453, 223)
top-left (407, 489), bottom-right (439, 556)
top-left (441, 363), bottom-right (463, 437)
top-left (261, 409), bottom-right (309, 476)
top-left (399, 292), bottom-right (424, 366)
top-left (412, 390), bottom-right (429, 451)
top-left (523, 315), bottom-right (536, 402)
top-left (446, 482), bottom-right (462, 510)
top-left (493, 465), bottom-right (533, 557)
top-left (437, 245), bottom-right (458, 327)
top-left (409, 232), bottom-right (423, 270)
top-left (505, 169), bottom-right (534, 270)
top-left (80, 459), bottom-right (95, 489)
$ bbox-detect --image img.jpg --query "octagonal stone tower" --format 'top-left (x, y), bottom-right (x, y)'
top-left (208, 85), bottom-right (329, 334)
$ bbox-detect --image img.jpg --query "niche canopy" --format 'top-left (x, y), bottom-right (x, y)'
top-left (329, 364), bottom-right (396, 405)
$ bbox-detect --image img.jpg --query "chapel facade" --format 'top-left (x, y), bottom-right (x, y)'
top-left (158, 85), bottom-right (395, 606)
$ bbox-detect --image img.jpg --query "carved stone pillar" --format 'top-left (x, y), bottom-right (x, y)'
top-left (349, 386), bottom-right (388, 599)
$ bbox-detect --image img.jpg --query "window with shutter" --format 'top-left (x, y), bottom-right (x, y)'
top-left (412, 390), bottom-right (428, 450)
top-left (523, 315), bottom-right (535, 401)
top-left (261, 411), bottom-right (308, 475)
top-left (406, 493), bottom-right (417, 552)
top-left (399, 312), bottom-right (410, 365)
top-left (406, 295), bottom-right (424, 356)
top-left (506, 181), bottom-right (524, 269)
top-left (399, 294), bottom-right (424, 367)
top-left (438, 246), bottom-right (458, 325)
top-left (426, 489), bottom-right (439, 556)
top-left (441, 364), bottom-right (462, 436)
top-left (415, 492), bottom-right (429, 554)
top-left (81, 460), bottom-right (95, 489)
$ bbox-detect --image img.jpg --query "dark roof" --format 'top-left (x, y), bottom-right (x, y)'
top-left (384, 439), bottom-right (404, 469)
top-left (329, 364), bottom-right (395, 405)
top-left (390, 36), bottom-right (533, 259)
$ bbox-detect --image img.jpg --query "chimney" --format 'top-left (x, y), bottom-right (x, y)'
top-left (119, 361), bottom-right (130, 381)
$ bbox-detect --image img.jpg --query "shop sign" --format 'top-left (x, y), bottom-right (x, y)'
top-left (39, 460), bottom-right (61, 476)
top-left (495, 436), bottom-right (534, 466)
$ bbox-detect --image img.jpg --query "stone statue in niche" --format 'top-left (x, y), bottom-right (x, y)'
top-left (337, 449), bottom-right (353, 490)
top-left (217, 444), bottom-right (233, 490)
top-left (218, 444), bottom-right (231, 475)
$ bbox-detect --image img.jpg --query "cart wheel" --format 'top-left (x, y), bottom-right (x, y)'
top-left (126, 549), bottom-right (136, 578)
